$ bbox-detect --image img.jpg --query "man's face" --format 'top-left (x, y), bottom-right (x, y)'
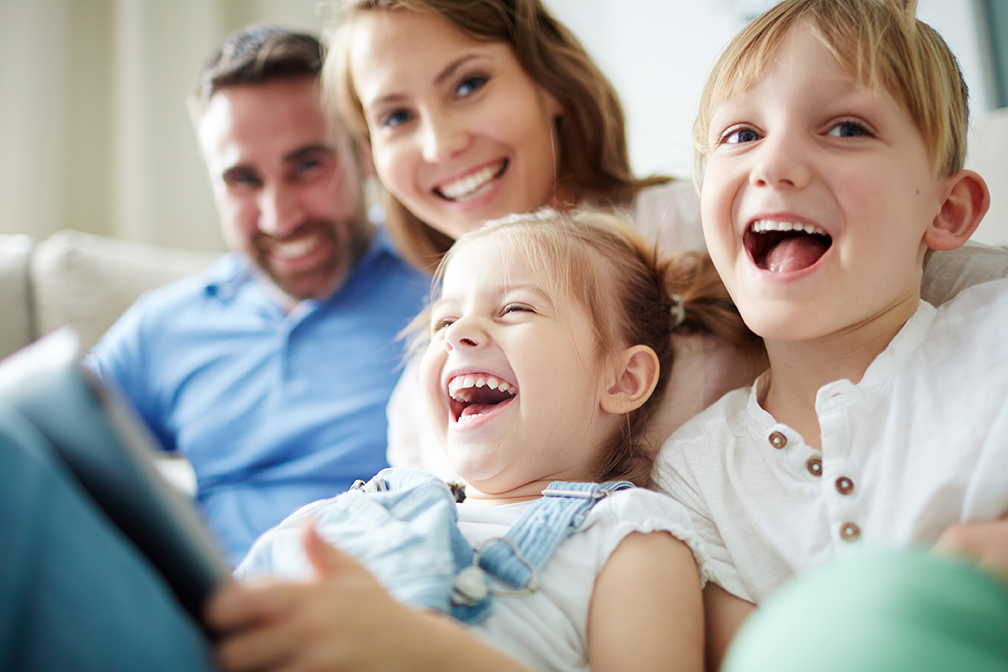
top-left (197, 76), bottom-right (370, 305)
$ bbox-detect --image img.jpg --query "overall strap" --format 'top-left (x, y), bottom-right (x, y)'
top-left (475, 481), bottom-right (634, 592)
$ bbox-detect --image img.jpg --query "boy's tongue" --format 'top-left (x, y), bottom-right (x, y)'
top-left (764, 236), bottom-right (829, 272)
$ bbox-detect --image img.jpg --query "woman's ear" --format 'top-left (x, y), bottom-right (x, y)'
top-left (601, 345), bottom-right (660, 415)
top-left (924, 169), bottom-right (990, 250)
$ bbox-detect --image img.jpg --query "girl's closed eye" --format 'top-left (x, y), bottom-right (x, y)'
top-left (501, 303), bottom-right (535, 317)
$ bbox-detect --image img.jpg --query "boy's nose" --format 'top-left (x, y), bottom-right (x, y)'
top-left (749, 135), bottom-right (811, 190)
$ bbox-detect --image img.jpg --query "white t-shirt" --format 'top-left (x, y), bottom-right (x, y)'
top-left (462, 488), bottom-right (708, 672)
top-left (653, 278), bottom-right (1008, 604)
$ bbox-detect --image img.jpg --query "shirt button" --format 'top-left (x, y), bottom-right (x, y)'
top-left (840, 522), bottom-right (861, 541)
top-left (835, 476), bottom-right (854, 495)
top-left (769, 431), bottom-right (787, 449)
top-left (806, 457), bottom-right (823, 477)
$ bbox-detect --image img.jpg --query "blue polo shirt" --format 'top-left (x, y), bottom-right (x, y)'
top-left (86, 228), bottom-right (430, 565)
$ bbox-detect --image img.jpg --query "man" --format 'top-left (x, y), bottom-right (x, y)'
top-left (87, 25), bottom-right (429, 565)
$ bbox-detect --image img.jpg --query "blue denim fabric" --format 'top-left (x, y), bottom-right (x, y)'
top-left (239, 468), bottom-right (633, 625)
top-left (477, 480), bottom-right (634, 590)
top-left (0, 406), bottom-right (215, 672)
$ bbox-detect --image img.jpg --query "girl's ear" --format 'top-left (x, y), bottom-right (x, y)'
top-left (601, 345), bottom-right (660, 415)
top-left (924, 169), bottom-right (990, 250)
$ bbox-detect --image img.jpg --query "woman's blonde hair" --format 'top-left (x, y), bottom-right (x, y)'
top-left (324, 0), bottom-right (669, 272)
top-left (693, 0), bottom-right (970, 181)
top-left (428, 209), bottom-right (755, 486)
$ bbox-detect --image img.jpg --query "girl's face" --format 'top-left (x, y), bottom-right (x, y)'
top-left (349, 11), bottom-right (563, 241)
top-left (419, 236), bottom-right (617, 501)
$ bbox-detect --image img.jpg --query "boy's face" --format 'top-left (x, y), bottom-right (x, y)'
top-left (700, 22), bottom-right (947, 344)
top-left (419, 236), bottom-right (611, 498)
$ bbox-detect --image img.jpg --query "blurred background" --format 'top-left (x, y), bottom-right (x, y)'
top-left (1, 0), bottom-right (1004, 252)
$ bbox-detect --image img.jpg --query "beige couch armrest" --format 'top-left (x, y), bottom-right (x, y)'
top-left (0, 234), bottom-right (37, 359)
top-left (32, 230), bottom-right (218, 352)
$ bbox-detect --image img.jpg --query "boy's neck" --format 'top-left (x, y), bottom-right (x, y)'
top-left (759, 297), bottom-right (920, 451)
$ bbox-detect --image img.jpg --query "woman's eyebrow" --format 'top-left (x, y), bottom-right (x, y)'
top-left (433, 54), bottom-right (481, 87)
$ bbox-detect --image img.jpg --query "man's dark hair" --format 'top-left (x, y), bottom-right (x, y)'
top-left (189, 25), bottom-right (324, 118)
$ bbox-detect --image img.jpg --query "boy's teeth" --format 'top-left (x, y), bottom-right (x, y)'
top-left (439, 165), bottom-right (499, 200)
top-left (751, 219), bottom-right (827, 236)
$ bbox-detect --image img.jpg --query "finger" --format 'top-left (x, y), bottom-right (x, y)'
top-left (205, 581), bottom-right (304, 632)
top-left (215, 614), bottom-right (303, 672)
top-left (302, 522), bottom-right (361, 578)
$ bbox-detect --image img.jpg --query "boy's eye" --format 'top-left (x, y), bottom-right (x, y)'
top-left (379, 108), bottom-right (414, 129)
top-left (827, 120), bottom-right (871, 138)
top-left (456, 75), bottom-right (488, 98)
top-left (721, 126), bottom-right (761, 145)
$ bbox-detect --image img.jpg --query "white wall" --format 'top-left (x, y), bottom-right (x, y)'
top-left (545, 0), bottom-right (991, 180)
top-left (0, 0), bottom-right (997, 248)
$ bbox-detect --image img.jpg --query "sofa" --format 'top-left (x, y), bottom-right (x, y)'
top-left (0, 229), bottom-right (218, 361)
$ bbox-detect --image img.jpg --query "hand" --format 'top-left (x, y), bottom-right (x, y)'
top-left (934, 517), bottom-right (1008, 583)
top-left (205, 523), bottom-right (435, 672)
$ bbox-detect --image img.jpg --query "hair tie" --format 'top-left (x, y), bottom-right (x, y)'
top-left (669, 294), bottom-right (686, 329)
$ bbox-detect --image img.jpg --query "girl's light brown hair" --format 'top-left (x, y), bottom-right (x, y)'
top-left (693, 0), bottom-right (970, 181)
top-left (430, 209), bottom-right (756, 486)
top-left (324, 0), bottom-right (670, 272)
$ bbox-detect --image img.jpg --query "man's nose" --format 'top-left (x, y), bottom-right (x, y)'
top-left (258, 183), bottom-right (303, 236)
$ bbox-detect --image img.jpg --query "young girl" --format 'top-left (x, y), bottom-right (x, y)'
top-left (206, 209), bottom-right (748, 672)
top-left (323, 0), bottom-right (769, 479)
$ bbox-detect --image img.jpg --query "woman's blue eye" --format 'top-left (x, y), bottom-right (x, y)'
top-left (828, 121), bottom-right (871, 138)
top-left (381, 109), bottom-right (413, 128)
top-left (457, 76), bottom-right (488, 98)
top-left (725, 127), bottom-right (761, 144)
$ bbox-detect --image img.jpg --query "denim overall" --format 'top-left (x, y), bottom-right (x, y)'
top-left (238, 467), bottom-right (633, 625)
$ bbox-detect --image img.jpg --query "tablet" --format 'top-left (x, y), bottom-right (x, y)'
top-left (0, 328), bottom-right (231, 628)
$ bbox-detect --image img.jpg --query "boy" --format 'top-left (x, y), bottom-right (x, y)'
top-left (654, 0), bottom-right (1008, 669)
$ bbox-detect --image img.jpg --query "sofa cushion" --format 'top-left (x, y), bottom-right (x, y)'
top-left (0, 235), bottom-right (36, 359)
top-left (31, 230), bottom-right (217, 352)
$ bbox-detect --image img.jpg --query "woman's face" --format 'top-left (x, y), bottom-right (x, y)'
top-left (349, 10), bottom-right (563, 240)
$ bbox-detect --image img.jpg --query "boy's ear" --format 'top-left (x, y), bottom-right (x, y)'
top-left (924, 169), bottom-right (990, 251)
top-left (601, 345), bottom-right (660, 415)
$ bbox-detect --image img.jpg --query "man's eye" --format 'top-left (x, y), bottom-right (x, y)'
top-left (828, 120), bottom-right (872, 138)
top-left (456, 75), bottom-right (488, 98)
top-left (723, 126), bottom-right (761, 144)
top-left (226, 172), bottom-right (261, 188)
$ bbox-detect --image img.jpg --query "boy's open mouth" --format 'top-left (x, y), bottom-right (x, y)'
top-left (448, 373), bottom-right (516, 422)
top-left (745, 219), bottom-right (832, 272)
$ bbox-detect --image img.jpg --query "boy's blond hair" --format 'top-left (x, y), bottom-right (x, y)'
top-left (693, 0), bottom-right (969, 180)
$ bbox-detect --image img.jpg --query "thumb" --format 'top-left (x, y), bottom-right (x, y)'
top-left (302, 521), bottom-right (359, 579)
